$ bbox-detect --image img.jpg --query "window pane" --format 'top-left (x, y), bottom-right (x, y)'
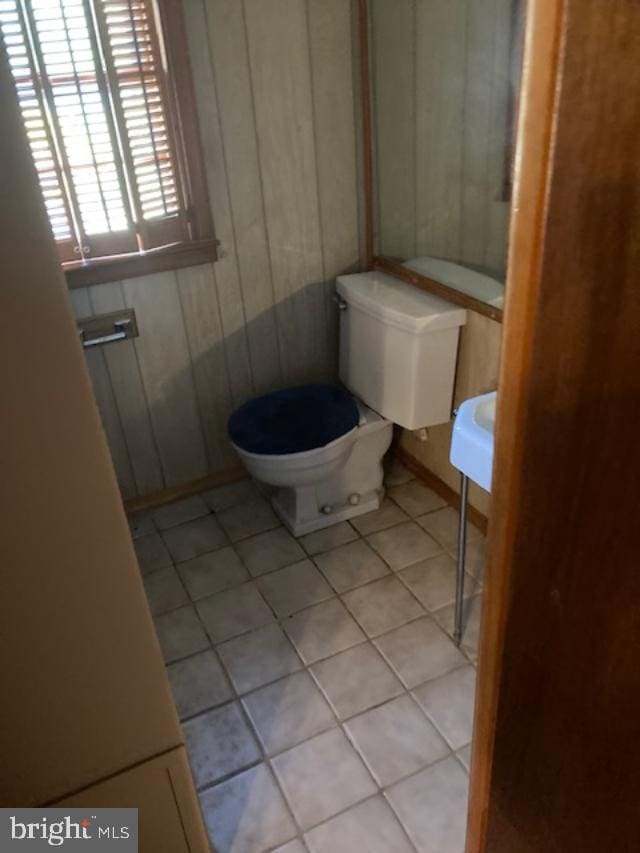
top-left (97, 0), bottom-right (180, 222)
top-left (0, 0), bottom-right (73, 242)
top-left (1, 0), bottom-right (192, 258)
top-left (28, 0), bottom-right (130, 236)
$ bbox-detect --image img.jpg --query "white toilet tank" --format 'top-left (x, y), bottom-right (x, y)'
top-left (336, 271), bottom-right (467, 429)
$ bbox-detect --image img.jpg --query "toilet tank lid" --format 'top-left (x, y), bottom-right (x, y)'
top-left (336, 271), bottom-right (467, 333)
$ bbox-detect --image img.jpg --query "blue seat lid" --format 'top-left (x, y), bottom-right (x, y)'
top-left (228, 384), bottom-right (359, 456)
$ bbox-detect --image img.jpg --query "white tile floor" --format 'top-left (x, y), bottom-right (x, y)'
top-left (132, 458), bottom-right (485, 853)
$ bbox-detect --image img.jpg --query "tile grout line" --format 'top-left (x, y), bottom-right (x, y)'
top-left (162, 582), bottom-right (474, 684)
top-left (135, 471), bottom-right (449, 560)
top-left (149, 517), bottom-right (470, 617)
top-left (133, 470), bottom-right (479, 847)
top-left (174, 640), bottom-right (473, 738)
top-left (156, 493), bottom-right (481, 692)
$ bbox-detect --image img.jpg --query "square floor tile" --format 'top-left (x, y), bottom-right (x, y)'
top-left (399, 553), bottom-right (459, 612)
top-left (417, 506), bottom-right (482, 552)
top-left (314, 540), bottom-right (389, 593)
top-left (152, 495), bottom-right (209, 531)
top-left (197, 583), bottom-right (274, 644)
top-left (284, 598), bottom-right (365, 664)
top-left (134, 532), bottom-right (172, 575)
top-left (177, 547), bottom-right (248, 601)
top-left (453, 536), bottom-right (486, 580)
top-left (242, 671), bottom-right (335, 756)
top-left (217, 497), bottom-right (279, 542)
top-left (350, 500), bottom-right (409, 536)
top-left (413, 666), bottom-right (476, 750)
top-left (202, 478), bottom-right (259, 512)
top-left (199, 763), bottom-right (297, 853)
top-left (299, 521), bottom-right (358, 556)
top-left (273, 842), bottom-right (306, 853)
top-left (143, 565), bottom-right (188, 615)
top-left (167, 649), bottom-right (233, 719)
top-left (305, 795), bottom-right (414, 853)
top-left (310, 643), bottom-right (403, 720)
top-left (128, 510), bottom-right (155, 540)
top-left (154, 605), bottom-right (209, 663)
top-left (162, 516), bottom-right (227, 562)
top-left (257, 560), bottom-right (332, 618)
top-left (273, 728), bottom-right (376, 830)
top-left (367, 522), bottom-right (442, 571)
top-left (386, 756), bottom-right (469, 853)
top-left (236, 528), bottom-right (305, 577)
top-left (342, 576), bottom-right (425, 638)
top-left (345, 695), bottom-right (449, 787)
top-left (374, 617), bottom-right (466, 688)
top-left (433, 594), bottom-right (483, 661)
top-left (217, 624), bottom-right (302, 695)
top-left (183, 701), bottom-right (261, 788)
top-left (383, 458), bottom-right (415, 487)
top-left (388, 481), bottom-right (447, 517)
top-left (456, 744), bottom-right (471, 771)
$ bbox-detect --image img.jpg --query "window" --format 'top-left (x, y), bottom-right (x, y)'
top-left (0, 0), bottom-right (215, 285)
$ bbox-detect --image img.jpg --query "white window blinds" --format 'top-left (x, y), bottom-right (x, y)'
top-left (0, 0), bottom-right (188, 265)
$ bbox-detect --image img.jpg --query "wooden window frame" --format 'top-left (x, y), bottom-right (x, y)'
top-left (53, 0), bottom-right (216, 289)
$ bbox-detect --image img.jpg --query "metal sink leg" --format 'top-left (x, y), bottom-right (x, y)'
top-left (454, 473), bottom-right (469, 646)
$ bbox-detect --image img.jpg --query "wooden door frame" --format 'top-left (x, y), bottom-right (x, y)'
top-left (466, 0), bottom-right (566, 846)
top-left (469, 0), bottom-right (640, 849)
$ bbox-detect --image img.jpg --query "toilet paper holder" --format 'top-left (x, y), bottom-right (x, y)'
top-left (78, 309), bottom-right (139, 349)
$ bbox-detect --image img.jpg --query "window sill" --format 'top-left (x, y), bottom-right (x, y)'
top-left (65, 239), bottom-right (219, 289)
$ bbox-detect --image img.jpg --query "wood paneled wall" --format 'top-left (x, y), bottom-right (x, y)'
top-left (399, 311), bottom-right (502, 515)
top-left (372, 0), bottom-right (512, 276)
top-left (72, 0), bottom-right (360, 500)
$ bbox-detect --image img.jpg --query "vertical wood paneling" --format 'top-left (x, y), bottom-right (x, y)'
top-left (69, 288), bottom-right (137, 499)
top-left (398, 310), bottom-right (501, 517)
top-left (182, 0), bottom-right (255, 408)
top-left (460, 0), bottom-right (498, 266)
top-left (308, 0), bottom-right (360, 377)
top-left (415, 0), bottom-right (467, 259)
top-left (176, 264), bottom-right (237, 469)
top-left (244, 0), bottom-right (327, 386)
top-left (122, 272), bottom-right (209, 487)
top-left (198, 0), bottom-right (283, 396)
top-left (483, 0), bottom-right (512, 272)
top-left (374, 0), bottom-right (512, 277)
top-left (78, 0), bottom-right (361, 500)
top-left (87, 282), bottom-right (164, 495)
top-left (372, 0), bottom-right (416, 259)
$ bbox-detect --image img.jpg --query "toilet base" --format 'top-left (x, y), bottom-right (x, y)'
top-left (270, 487), bottom-right (383, 537)
top-left (261, 402), bottom-right (393, 538)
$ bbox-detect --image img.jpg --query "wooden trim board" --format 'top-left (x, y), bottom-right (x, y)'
top-left (124, 466), bottom-right (247, 514)
top-left (395, 446), bottom-right (489, 536)
top-left (357, 0), bottom-right (374, 269)
top-left (466, 1), bottom-right (565, 847)
top-left (374, 256), bottom-right (503, 323)
top-left (467, 0), bottom-right (640, 849)
top-left (65, 239), bottom-right (219, 289)
top-left (126, 446), bottom-right (487, 537)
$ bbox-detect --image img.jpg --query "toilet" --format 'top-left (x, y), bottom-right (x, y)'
top-left (229, 271), bottom-right (466, 536)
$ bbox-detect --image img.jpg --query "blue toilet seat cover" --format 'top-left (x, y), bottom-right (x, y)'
top-left (229, 384), bottom-right (359, 456)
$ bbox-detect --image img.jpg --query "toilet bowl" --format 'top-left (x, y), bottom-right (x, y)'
top-left (228, 271), bottom-right (467, 537)
top-left (235, 426), bottom-right (358, 489)
top-left (230, 384), bottom-right (393, 535)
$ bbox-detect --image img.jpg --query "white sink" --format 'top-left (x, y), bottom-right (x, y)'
top-left (450, 391), bottom-right (496, 492)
